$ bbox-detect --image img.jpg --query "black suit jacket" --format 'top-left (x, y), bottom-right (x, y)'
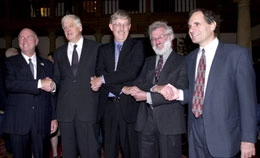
top-left (135, 51), bottom-right (188, 135)
top-left (53, 38), bottom-right (100, 122)
top-left (3, 54), bottom-right (56, 135)
top-left (96, 38), bottom-right (145, 123)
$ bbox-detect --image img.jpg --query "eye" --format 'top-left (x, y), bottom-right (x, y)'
top-left (112, 23), bottom-right (130, 27)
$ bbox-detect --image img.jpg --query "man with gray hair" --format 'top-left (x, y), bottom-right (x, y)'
top-left (91, 10), bottom-right (145, 158)
top-left (123, 21), bottom-right (187, 158)
top-left (53, 14), bottom-right (100, 158)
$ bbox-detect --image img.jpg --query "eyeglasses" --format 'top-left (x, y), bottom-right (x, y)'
top-left (150, 34), bottom-right (168, 42)
top-left (112, 23), bottom-right (130, 28)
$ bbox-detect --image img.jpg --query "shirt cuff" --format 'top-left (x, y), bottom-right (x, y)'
top-left (37, 79), bottom-right (42, 88)
top-left (178, 89), bottom-right (184, 101)
top-left (146, 92), bottom-right (152, 104)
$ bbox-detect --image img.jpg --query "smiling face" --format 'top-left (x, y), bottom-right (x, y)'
top-left (188, 11), bottom-right (216, 47)
top-left (18, 28), bottom-right (39, 57)
top-left (109, 18), bottom-right (131, 43)
top-left (62, 16), bottom-right (82, 43)
top-left (150, 27), bottom-right (173, 55)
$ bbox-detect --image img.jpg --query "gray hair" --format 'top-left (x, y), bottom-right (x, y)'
top-left (148, 21), bottom-right (174, 39)
top-left (110, 9), bottom-right (131, 24)
top-left (61, 14), bottom-right (82, 29)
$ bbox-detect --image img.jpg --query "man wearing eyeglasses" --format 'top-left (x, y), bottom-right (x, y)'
top-left (123, 21), bottom-right (188, 158)
top-left (90, 9), bottom-right (145, 158)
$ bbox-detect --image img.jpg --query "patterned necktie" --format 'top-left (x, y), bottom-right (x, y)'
top-left (28, 58), bottom-right (34, 78)
top-left (72, 44), bottom-right (78, 76)
top-left (192, 49), bottom-right (206, 118)
top-left (154, 55), bottom-right (163, 84)
top-left (114, 44), bottom-right (122, 71)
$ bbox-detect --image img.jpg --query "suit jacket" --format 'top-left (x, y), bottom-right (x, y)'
top-left (0, 69), bottom-right (6, 110)
top-left (96, 38), bottom-right (145, 123)
top-left (135, 51), bottom-right (188, 135)
top-left (53, 38), bottom-right (100, 122)
top-left (184, 41), bottom-right (257, 157)
top-left (3, 54), bottom-right (56, 135)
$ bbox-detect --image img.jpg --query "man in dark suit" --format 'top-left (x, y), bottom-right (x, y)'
top-left (3, 28), bottom-right (57, 158)
top-left (159, 9), bottom-right (257, 158)
top-left (53, 14), bottom-right (100, 158)
top-left (123, 21), bottom-right (187, 158)
top-left (90, 10), bottom-right (145, 158)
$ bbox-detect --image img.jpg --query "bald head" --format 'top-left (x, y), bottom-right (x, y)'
top-left (5, 48), bottom-right (19, 58)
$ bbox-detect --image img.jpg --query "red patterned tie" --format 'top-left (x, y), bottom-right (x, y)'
top-left (192, 49), bottom-right (206, 118)
top-left (154, 55), bottom-right (163, 84)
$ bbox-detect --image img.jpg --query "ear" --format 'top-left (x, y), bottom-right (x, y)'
top-left (35, 38), bottom-right (39, 46)
top-left (210, 21), bottom-right (217, 31)
top-left (79, 26), bottom-right (83, 32)
top-left (169, 34), bottom-right (174, 41)
top-left (109, 24), bottom-right (113, 31)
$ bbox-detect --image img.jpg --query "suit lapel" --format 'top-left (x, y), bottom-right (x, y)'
top-left (77, 40), bottom-right (87, 74)
top-left (158, 51), bottom-right (175, 82)
top-left (117, 38), bottom-right (132, 68)
top-left (36, 57), bottom-right (46, 79)
top-left (61, 44), bottom-right (73, 76)
top-left (187, 49), bottom-right (199, 99)
top-left (17, 54), bottom-right (34, 79)
top-left (204, 42), bottom-right (225, 103)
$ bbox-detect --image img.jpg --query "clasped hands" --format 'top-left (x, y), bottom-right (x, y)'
top-left (90, 76), bottom-right (102, 92)
top-left (122, 86), bottom-right (147, 101)
top-left (154, 83), bottom-right (179, 101)
top-left (41, 77), bottom-right (55, 92)
top-left (122, 83), bottom-right (180, 101)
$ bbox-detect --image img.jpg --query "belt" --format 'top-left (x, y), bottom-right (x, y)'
top-left (108, 97), bottom-right (120, 102)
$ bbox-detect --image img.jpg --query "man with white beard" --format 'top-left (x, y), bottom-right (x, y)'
top-left (122, 21), bottom-right (188, 158)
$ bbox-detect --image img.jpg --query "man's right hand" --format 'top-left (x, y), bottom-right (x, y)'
top-left (158, 84), bottom-right (179, 101)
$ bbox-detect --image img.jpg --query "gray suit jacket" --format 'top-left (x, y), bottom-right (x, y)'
top-left (135, 51), bottom-right (188, 135)
top-left (184, 41), bottom-right (257, 157)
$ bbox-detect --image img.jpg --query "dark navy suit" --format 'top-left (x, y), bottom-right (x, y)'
top-left (184, 41), bottom-right (257, 157)
top-left (3, 54), bottom-right (56, 158)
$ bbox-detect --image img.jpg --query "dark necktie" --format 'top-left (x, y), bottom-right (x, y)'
top-left (154, 55), bottom-right (163, 84)
top-left (192, 49), bottom-right (206, 118)
top-left (28, 58), bottom-right (34, 78)
top-left (114, 44), bottom-right (122, 71)
top-left (72, 44), bottom-right (78, 76)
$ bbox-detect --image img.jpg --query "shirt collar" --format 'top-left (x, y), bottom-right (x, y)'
top-left (200, 37), bottom-right (219, 53)
top-left (158, 48), bottom-right (172, 60)
top-left (22, 52), bottom-right (36, 64)
top-left (69, 36), bottom-right (83, 49)
top-left (114, 41), bottom-right (124, 47)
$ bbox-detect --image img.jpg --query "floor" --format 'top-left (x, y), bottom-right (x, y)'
top-left (0, 135), bottom-right (259, 158)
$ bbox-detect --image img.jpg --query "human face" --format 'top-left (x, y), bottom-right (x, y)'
top-left (63, 18), bottom-right (82, 43)
top-left (18, 28), bottom-right (38, 57)
top-left (188, 11), bottom-right (216, 47)
top-left (109, 18), bottom-right (131, 43)
top-left (151, 27), bottom-right (173, 55)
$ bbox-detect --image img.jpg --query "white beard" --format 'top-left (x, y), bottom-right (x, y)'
top-left (153, 38), bottom-right (172, 55)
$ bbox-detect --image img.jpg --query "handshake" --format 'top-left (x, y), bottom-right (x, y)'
top-left (154, 84), bottom-right (180, 101)
top-left (41, 77), bottom-right (55, 92)
top-left (121, 83), bottom-right (180, 102)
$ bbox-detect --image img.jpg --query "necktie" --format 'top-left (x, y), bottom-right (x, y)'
top-left (28, 58), bottom-right (34, 78)
top-left (114, 44), bottom-right (122, 71)
top-left (72, 44), bottom-right (78, 76)
top-left (154, 55), bottom-right (163, 84)
top-left (192, 49), bottom-right (206, 118)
